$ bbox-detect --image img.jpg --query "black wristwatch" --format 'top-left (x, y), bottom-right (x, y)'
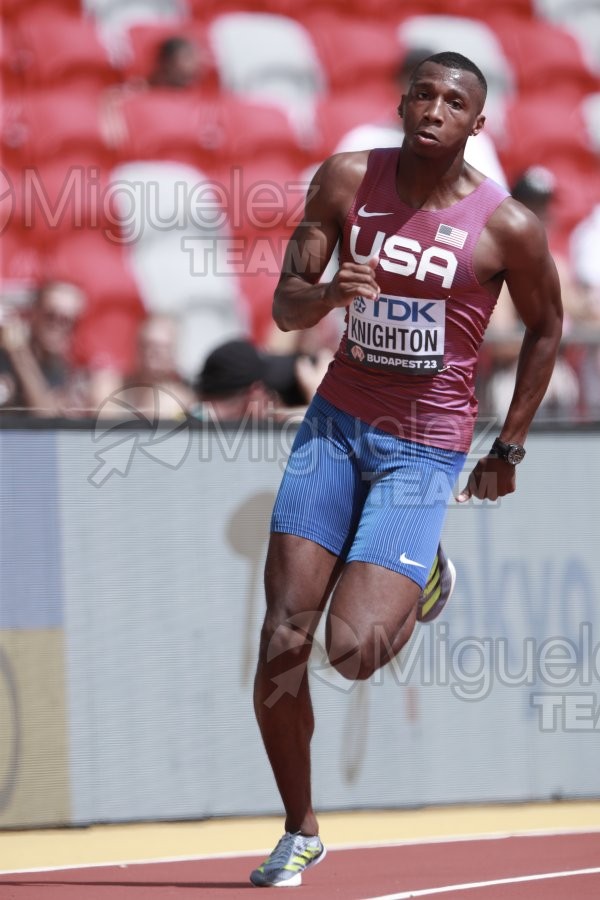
top-left (490, 437), bottom-right (526, 466)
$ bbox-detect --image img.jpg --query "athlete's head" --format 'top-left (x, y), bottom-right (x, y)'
top-left (398, 50), bottom-right (487, 152)
top-left (410, 52), bottom-right (487, 113)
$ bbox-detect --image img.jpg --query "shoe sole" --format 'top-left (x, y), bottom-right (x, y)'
top-left (251, 845), bottom-right (327, 888)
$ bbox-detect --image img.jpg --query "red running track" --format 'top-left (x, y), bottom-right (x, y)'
top-left (1, 832), bottom-right (599, 899)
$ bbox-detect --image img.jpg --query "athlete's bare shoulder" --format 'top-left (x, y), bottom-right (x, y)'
top-left (308, 150), bottom-right (371, 222)
top-left (485, 195), bottom-right (552, 279)
top-left (316, 149), bottom-right (370, 183)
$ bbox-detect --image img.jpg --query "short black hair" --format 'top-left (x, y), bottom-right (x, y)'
top-left (412, 51), bottom-right (488, 100)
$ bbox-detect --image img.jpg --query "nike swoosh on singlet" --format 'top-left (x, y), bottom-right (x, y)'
top-left (357, 204), bottom-right (394, 218)
top-left (399, 552), bottom-right (427, 568)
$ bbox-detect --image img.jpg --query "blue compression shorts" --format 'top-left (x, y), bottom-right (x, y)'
top-left (271, 394), bottom-right (467, 588)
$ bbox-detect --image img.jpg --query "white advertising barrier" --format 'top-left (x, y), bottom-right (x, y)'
top-left (1, 423), bottom-right (599, 827)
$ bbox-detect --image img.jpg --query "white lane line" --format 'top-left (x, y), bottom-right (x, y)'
top-left (2, 827), bottom-right (600, 877)
top-left (362, 866), bottom-right (600, 899)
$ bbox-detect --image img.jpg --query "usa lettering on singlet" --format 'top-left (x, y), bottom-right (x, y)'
top-left (346, 220), bottom-right (461, 373)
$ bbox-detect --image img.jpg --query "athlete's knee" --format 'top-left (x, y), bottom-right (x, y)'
top-left (327, 617), bottom-right (416, 681)
top-left (258, 608), bottom-right (319, 670)
top-left (326, 618), bottom-right (370, 681)
top-left (327, 635), bottom-right (380, 681)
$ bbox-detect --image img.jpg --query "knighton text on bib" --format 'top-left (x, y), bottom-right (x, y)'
top-left (347, 293), bottom-right (446, 373)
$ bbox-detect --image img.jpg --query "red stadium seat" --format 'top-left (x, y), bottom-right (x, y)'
top-left (2, 0), bottom-right (80, 21)
top-left (1, 90), bottom-right (31, 166)
top-left (212, 160), bottom-right (311, 343)
top-left (0, 165), bottom-right (17, 236)
top-left (499, 94), bottom-right (596, 181)
top-left (545, 157), bottom-right (600, 255)
top-left (209, 158), bottom-right (310, 240)
top-left (120, 89), bottom-right (311, 170)
top-left (297, 0), bottom-right (423, 18)
top-left (73, 306), bottom-right (143, 374)
top-left (461, 0), bottom-right (534, 20)
top-left (488, 13), bottom-right (600, 100)
top-left (188, 0), bottom-right (299, 21)
top-left (13, 6), bottom-right (117, 89)
top-left (302, 11), bottom-right (401, 92)
top-left (4, 86), bottom-right (117, 167)
top-left (45, 228), bottom-right (144, 318)
top-left (13, 159), bottom-right (117, 247)
top-left (0, 224), bottom-right (43, 294)
top-left (235, 229), bottom-right (290, 344)
top-left (313, 85), bottom-right (400, 159)
top-left (0, 22), bottom-right (27, 94)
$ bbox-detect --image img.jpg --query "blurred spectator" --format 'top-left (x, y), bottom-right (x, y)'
top-left (489, 167), bottom-right (588, 330)
top-left (0, 281), bottom-right (90, 417)
top-left (102, 35), bottom-right (208, 149)
top-left (193, 338), bottom-right (328, 422)
top-left (569, 204), bottom-right (600, 416)
top-left (483, 166), bottom-right (585, 421)
top-left (510, 165), bottom-right (555, 221)
top-left (120, 315), bottom-right (196, 419)
top-left (334, 46), bottom-right (508, 187)
top-left (147, 37), bottom-right (206, 90)
top-left (570, 203), bottom-right (600, 318)
top-left (484, 337), bottom-right (580, 423)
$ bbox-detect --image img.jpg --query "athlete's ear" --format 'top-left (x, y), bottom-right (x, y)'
top-left (471, 113), bottom-right (485, 136)
top-left (398, 96), bottom-right (406, 119)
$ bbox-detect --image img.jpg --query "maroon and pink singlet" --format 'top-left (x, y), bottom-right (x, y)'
top-left (318, 147), bottom-right (510, 452)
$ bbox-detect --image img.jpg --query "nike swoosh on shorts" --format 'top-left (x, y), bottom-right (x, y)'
top-left (399, 552), bottom-right (427, 568)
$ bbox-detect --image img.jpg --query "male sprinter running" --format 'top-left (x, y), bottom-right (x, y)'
top-left (250, 51), bottom-right (562, 887)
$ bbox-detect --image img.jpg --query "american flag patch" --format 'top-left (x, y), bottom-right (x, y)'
top-left (435, 223), bottom-right (468, 249)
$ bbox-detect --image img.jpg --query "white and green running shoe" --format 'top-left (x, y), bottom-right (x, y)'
top-left (250, 831), bottom-right (326, 887)
top-left (417, 544), bottom-right (456, 623)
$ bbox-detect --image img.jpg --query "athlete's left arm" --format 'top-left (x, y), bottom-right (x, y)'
top-left (459, 201), bottom-right (563, 501)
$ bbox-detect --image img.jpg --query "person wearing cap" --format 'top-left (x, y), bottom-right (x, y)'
top-left (194, 339), bottom-right (325, 422)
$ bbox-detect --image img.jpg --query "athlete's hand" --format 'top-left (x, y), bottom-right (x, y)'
top-left (323, 256), bottom-right (380, 309)
top-left (456, 455), bottom-right (516, 503)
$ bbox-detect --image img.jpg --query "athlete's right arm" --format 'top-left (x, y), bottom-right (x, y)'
top-left (273, 153), bottom-right (380, 332)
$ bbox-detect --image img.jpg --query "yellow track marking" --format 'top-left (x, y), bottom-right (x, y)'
top-left (2, 802), bottom-right (600, 873)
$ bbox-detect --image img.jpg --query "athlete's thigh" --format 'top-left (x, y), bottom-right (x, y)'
top-left (327, 558), bottom-right (420, 659)
top-left (270, 395), bottom-right (368, 560)
top-left (264, 532), bottom-right (344, 621)
top-left (348, 440), bottom-right (466, 590)
top-left (326, 440), bottom-right (466, 654)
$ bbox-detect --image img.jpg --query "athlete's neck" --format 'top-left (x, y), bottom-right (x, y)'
top-left (395, 146), bottom-right (476, 210)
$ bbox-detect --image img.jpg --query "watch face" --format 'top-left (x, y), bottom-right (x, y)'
top-left (507, 445), bottom-right (526, 465)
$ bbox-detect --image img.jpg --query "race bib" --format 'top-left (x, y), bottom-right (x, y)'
top-left (346, 293), bottom-right (446, 374)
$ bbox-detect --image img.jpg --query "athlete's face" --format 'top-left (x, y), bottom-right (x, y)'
top-left (399, 63), bottom-right (486, 156)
